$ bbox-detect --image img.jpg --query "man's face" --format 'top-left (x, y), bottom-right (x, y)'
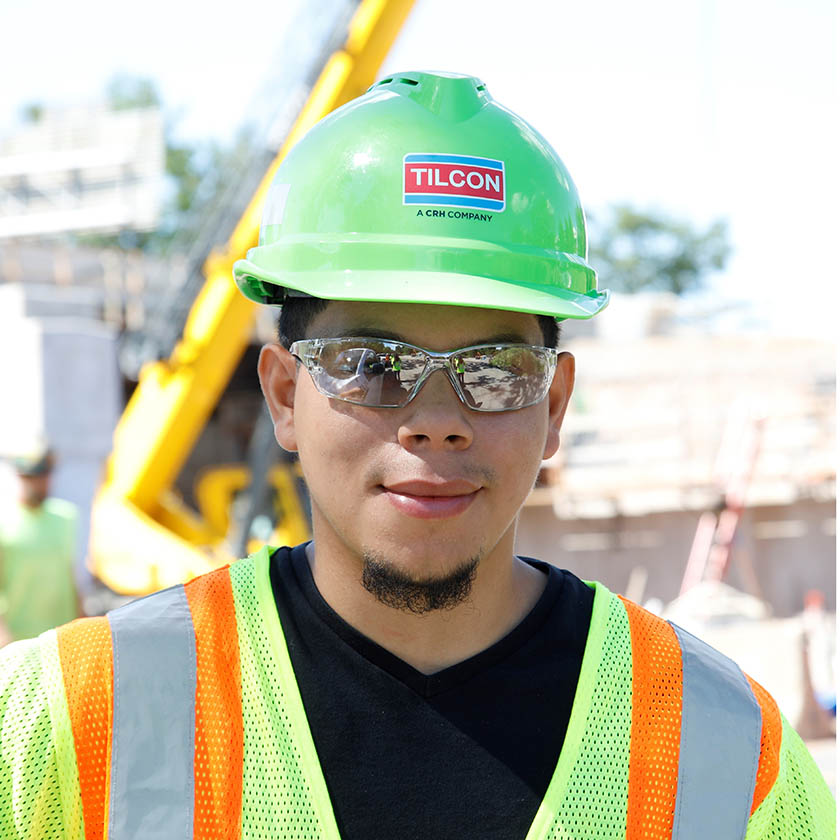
top-left (259, 300), bottom-right (574, 595)
top-left (18, 473), bottom-right (50, 508)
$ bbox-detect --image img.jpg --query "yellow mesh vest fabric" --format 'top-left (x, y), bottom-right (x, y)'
top-left (527, 585), bottom-right (633, 839)
top-left (745, 716), bottom-right (836, 839)
top-left (0, 631), bottom-right (82, 840)
top-left (38, 630), bottom-right (84, 839)
top-left (230, 548), bottom-right (342, 839)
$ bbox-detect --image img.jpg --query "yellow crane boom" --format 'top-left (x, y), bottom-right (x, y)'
top-left (90, 0), bottom-right (416, 595)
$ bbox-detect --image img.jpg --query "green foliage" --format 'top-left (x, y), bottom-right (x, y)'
top-left (588, 204), bottom-right (730, 295)
top-left (488, 347), bottom-right (544, 374)
top-left (19, 102), bottom-right (44, 123)
top-left (166, 142), bottom-right (204, 215)
top-left (105, 74), bottom-right (161, 110)
top-left (75, 74), bottom-right (246, 255)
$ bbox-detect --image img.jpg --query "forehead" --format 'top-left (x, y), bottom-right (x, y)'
top-left (306, 300), bottom-right (544, 350)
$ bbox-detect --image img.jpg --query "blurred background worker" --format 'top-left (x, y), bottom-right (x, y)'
top-left (0, 441), bottom-right (80, 646)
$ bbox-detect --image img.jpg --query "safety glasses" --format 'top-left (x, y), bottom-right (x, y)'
top-left (289, 337), bottom-right (557, 412)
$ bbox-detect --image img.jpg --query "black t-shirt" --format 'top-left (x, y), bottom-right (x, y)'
top-left (270, 543), bottom-right (594, 840)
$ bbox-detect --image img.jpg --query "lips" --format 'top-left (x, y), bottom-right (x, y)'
top-left (380, 479), bottom-right (481, 520)
top-left (384, 479), bottom-right (480, 497)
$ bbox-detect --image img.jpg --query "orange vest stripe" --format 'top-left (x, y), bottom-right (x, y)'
top-left (745, 674), bottom-right (782, 814)
top-left (56, 616), bottom-right (114, 840)
top-left (621, 597), bottom-right (683, 840)
top-left (184, 567), bottom-right (244, 838)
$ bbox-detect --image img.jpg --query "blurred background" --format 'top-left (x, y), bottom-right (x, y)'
top-left (0, 0), bottom-right (835, 782)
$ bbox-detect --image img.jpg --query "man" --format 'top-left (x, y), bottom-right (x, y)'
top-left (0, 72), bottom-right (833, 839)
top-left (0, 442), bottom-right (79, 646)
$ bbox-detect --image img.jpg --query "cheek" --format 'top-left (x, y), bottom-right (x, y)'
top-left (479, 409), bottom-right (549, 486)
top-left (293, 387), bottom-right (388, 488)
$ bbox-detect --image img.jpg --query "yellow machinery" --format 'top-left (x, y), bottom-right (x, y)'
top-left (90, 0), bottom-right (416, 595)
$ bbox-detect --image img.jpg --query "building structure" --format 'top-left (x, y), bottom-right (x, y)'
top-left (517, 294), bottom-right (835, 618)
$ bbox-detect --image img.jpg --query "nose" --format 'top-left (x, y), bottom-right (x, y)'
top-left (397, 370), bottom-right (474, 452)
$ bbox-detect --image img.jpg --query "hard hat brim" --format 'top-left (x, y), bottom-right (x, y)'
top-left (233, 261), bottom-right (609, 321)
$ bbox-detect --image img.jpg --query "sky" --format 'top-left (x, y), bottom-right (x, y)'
top-left (0, 0), bottom-right (837, 337)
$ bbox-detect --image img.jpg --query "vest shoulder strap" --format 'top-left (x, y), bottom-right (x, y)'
top-left (107, 584), bottom-right (196, 840)
top-left (668, 620), bottom-right (761, 839)
top-left (57, 562), bottom-right (243, 840)
top-left (620, 596), bottom-right (771, 840)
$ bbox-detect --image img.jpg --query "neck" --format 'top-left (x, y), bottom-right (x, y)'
top-left (305, 523), bottom-right (547, 675)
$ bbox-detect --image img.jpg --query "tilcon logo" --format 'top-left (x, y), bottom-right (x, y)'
top-left (403, 153), bottom-right (505, 212)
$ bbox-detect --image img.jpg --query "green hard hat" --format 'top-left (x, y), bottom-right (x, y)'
top-left (233, 71), bottom-right (609, 320)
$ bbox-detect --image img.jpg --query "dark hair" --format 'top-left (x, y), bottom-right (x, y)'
top-left (277, 297), bottom-right (330, 348)
top-left (276, 296), bottom-right (560, 348)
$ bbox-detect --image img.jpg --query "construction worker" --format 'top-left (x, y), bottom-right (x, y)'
top-left (0, 441), bottom-right (79, 648)
top-left (0, 72), bottom-right (833, 838)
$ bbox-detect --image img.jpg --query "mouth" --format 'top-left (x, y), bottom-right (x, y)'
top-left (380, 479), bottom-right (481, 520)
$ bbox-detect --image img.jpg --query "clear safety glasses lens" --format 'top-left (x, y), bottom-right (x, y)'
top-left (290, 338), bottom-right (557, 412)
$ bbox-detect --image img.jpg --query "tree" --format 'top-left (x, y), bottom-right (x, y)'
top-left (587, 205), bottom-right (730, 295)
top-left (76, 74), bottom-right (245, 254)
top-left (19, 102), bottom-right (45, 123)
top-left (105, 75), bottom-right (161, 111)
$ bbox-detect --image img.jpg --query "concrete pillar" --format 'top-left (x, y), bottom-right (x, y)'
top-left (0, 283), bottom-right (121, 591)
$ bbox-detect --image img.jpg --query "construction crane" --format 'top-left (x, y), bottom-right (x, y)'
top-left (89, 0), bottom-right (417, 596)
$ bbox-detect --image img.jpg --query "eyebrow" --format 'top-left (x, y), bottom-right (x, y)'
top-left (320, 328), bottom-right (536, 346)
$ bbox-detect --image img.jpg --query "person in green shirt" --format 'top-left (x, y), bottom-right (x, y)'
top-left (0, 445), bottom-right (79, 645)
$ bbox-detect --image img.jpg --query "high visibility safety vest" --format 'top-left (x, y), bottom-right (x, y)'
top-left (0, 548), bottom-right (834, 840)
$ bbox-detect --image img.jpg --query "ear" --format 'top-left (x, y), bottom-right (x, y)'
top-left (542, 351), bottom-right (575, 460)
top-left (257, 343), bottom-right (300, 452)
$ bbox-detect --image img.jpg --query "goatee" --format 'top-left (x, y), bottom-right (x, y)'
top-left (361, 552), bottom-right (479, 614)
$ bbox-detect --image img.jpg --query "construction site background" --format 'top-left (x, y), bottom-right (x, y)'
top-left (0, 0), bottom-right (835, 788)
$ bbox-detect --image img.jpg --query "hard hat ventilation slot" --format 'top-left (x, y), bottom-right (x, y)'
top-left (376, 78), bottom-right (393, 85)
top-left (398, 77), bottom-right (419, 86)
top-left (475, 84), bottom-right (486, 91)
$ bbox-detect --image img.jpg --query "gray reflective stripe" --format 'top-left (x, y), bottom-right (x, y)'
top-left (108, 584), bottom-right (196, 840)
top-left (670, 622), bottom-right (761, 840)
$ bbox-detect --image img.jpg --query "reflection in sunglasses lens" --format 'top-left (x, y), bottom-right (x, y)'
top-left (303, 339), bottom-right (550, 410)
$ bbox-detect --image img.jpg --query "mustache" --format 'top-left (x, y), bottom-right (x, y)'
top-left (367, 461), bottom-right (498, 489)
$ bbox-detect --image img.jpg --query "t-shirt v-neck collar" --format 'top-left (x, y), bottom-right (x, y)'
top-left (253, 546), bottom-right (611, 840)
top-left (285, 542), bottom-right (563, 698)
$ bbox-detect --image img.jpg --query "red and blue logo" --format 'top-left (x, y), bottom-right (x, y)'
top-left (403, 153), bottom-right (505, 212)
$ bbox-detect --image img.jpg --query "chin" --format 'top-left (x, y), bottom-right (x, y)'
top-left (362, 535), bottom-right (485, 583)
